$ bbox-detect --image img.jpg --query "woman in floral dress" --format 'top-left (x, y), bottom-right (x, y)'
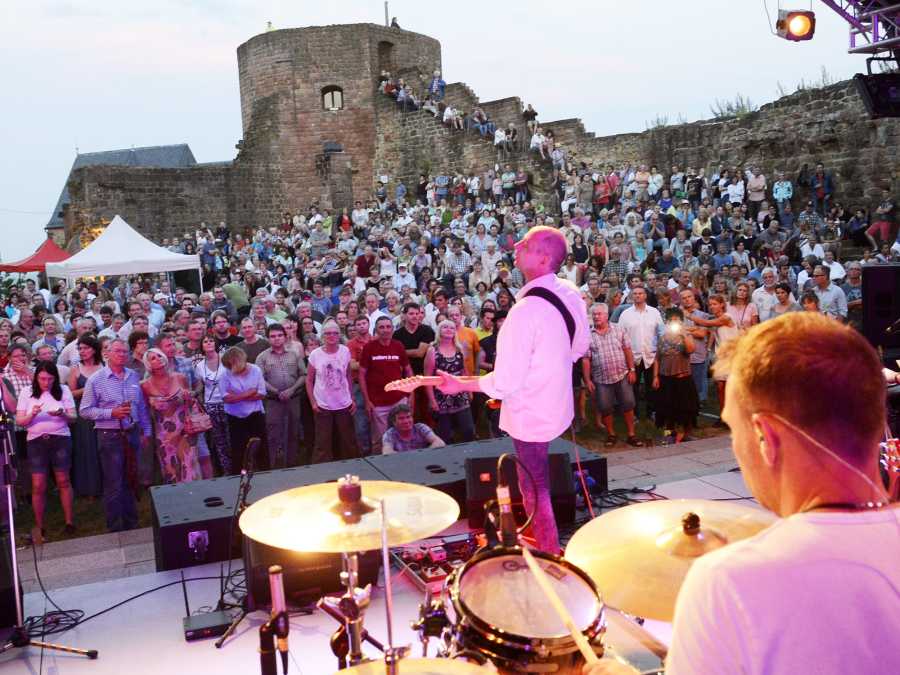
top-left (140, 348), bottom-right (201, 483)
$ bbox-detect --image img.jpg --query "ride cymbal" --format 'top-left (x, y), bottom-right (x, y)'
top-left (239, 478), bottom-right (460, 553)
top-left (565, 499), bottom-right (775, 621)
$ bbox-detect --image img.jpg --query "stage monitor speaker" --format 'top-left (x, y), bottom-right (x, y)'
top-left (464, 450), bottom-right (575, 528)
top-left (242, 538), bottom-right (381, 610)
top-left (150, 457), bottom-right (385, 571)
top-left (365, 438), bottom-right (606, 519)
top-left (862, 263), bottom-right (900, 353)
top-left (854, 72), bottom-right (900, 119)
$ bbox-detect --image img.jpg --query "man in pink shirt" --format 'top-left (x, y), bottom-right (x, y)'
top-left (437, 226), bottom-right (590, 553)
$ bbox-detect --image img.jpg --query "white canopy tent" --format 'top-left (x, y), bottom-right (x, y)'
top-left (46, 215), bottom-right (203, 289)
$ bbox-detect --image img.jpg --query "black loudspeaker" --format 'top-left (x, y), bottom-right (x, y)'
top-left (854, 72), bottom-right (900, 119)
top-left (464, 450), bottom-right (575, 528)
top-left (150, 457), bottom-right (385, 571)
top-left (365, 438), bottom-right (606, 519)
top-left (242, 539), bottom-right (381, 610)
top-left (862, 264), bottom-right (900, 352)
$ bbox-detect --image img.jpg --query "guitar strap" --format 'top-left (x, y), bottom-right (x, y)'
top-left (523, 286), bottom-right (575, 346)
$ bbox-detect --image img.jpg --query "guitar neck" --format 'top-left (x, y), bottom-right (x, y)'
top-left (416, 376), bottom-right (480, 386)
top-left (385, 375), bottom-right (482, 394)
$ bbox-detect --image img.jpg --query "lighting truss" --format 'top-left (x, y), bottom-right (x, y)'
top-left (818, 1), bottom-right (900, 55)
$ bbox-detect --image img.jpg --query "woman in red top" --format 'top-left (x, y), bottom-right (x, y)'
top-left (338, 207), bottom-right (352, 233)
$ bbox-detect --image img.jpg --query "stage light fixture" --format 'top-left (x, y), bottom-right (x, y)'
top-left (776, 9), bottom-right (816, 42)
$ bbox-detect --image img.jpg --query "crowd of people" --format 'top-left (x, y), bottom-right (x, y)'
top-left (1, 137), bottom-right (895, 538)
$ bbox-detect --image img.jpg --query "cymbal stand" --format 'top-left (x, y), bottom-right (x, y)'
top-left (319, 601), bottom-right (384, 670)
top-left (318, 553), bottom-right (376, 667)
top-left (379, 499), bottom-right (409, 674)
top-left (318, 475), bottom-right (378, 668)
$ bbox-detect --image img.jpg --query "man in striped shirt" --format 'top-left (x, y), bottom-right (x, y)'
top-left (581, 303), bottom-right (641, 448)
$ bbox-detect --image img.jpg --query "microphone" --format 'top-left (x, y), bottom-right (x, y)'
top-left (496, 472), bottom-right (518, 548)
top-left (885, 317), bottom-right (900, 334)
top-left (268, 564), bottom-right (289, 674)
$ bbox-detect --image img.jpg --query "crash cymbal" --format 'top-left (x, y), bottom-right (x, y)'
top-left (565, 499), bottom-right (775, 622)
top-left (337, 657), bottom-right (493, 674)
top-left (239, 478), bottom-right (460, 553)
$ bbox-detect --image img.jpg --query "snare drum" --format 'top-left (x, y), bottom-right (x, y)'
top-left (444, 547), bottom-right (605, 673)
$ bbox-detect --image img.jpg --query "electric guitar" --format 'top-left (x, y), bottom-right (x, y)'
top-left (384, 376), bottom-right (503, 409)
top-left (384, 375), bottom-right (480, 394)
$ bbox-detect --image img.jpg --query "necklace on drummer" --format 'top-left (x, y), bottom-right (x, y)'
top-left (802, 499), bottom-right (889, 513)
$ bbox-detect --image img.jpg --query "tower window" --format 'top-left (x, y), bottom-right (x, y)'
top-left (322, 86), bottom-right (344, 111)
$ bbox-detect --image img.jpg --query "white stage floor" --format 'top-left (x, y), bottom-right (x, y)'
top-left (4, 551), bottom-right (669, 675)
top-left (4, 467), bottom-right (756, 674)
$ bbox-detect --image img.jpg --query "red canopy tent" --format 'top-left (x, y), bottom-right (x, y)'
top-left (0, 237), bottom-right (71, 273)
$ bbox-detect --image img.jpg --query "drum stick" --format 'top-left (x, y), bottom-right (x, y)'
top-left (520, 546), bottom-right (599, 665)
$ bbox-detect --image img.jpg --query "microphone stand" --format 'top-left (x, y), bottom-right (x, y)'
top-left (215, 437), bottom-right (260, 649)
top-left (258, 620), bottom-right (277, 675)
top-left (0, 403), bottom-right (97, 659)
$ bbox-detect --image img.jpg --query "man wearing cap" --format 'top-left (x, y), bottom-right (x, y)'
top-left (331, 285), bottom-right (356, 317)
top-left (481, 241), bottom-right (502, 276)
top-left (797, 201), bottom-right (824, 233)
top-left (394, 263), bottom-right (416, 292)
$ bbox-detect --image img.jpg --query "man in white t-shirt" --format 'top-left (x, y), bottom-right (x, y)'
top-left (585, 313), bottom-right (899, 675)
top-left (306, 319), bottom-right (359, 464)
top-left (617, 286), bottom-right (663, 421)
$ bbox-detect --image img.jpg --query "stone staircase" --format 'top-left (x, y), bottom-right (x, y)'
top-left (375, 84), bottom-right (560, 208)
top-left (379, 76), bottom-right (898, 232)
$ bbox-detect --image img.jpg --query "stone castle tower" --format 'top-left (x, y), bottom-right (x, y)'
top-left (234, 24), bottom-right (441, 220)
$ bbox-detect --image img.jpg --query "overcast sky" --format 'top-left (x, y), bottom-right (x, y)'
top-left (0, 0), bottom-right (866, 262)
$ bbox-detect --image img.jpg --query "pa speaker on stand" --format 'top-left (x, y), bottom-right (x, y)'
top-left (862, 263), bottom-right (900, 357)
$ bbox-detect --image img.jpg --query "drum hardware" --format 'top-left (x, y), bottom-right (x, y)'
top-left (239, 475), bottom-right (459, 670)
top-left (410, 591), bottom-right (451, 657)
top-left (318, 600), bottom-right (384, 670)
top-left (324, 476), bottom-right (380, 667)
